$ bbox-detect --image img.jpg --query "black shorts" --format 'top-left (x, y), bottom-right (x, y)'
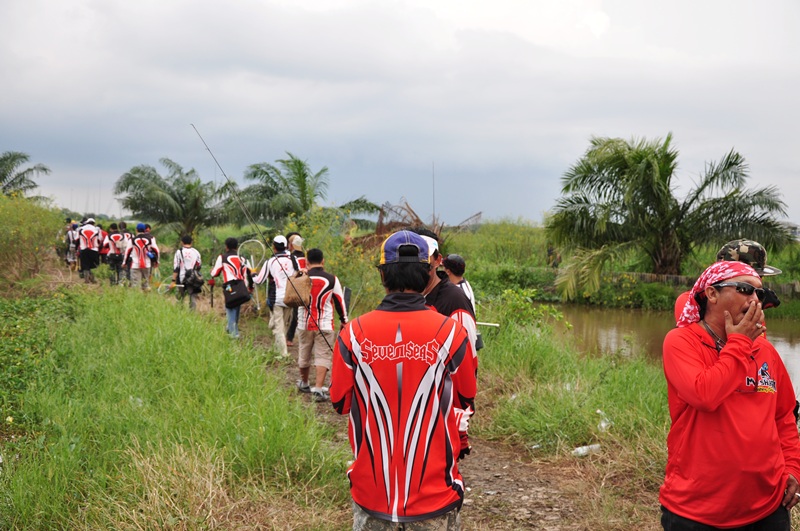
top-left (107, 254), bottom-right (124, 267)
top-left (80, 250), bottom-right (100, 271)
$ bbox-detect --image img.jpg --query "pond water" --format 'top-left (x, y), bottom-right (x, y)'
top-left (554, 304), bottom-right (800, 396)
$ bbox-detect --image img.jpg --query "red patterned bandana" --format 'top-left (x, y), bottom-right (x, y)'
top-left (676, 261), bottom-right (759, 328)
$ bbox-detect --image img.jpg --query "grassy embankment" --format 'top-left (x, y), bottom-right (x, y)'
top-left (0, 288), bottom-right (351, 529)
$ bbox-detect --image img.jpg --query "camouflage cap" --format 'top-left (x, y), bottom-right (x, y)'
top-left (715, 239), bottom-right (782, 276)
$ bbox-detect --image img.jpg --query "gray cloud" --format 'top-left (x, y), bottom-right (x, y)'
top-left (1, 0), bottom-right (799, 225)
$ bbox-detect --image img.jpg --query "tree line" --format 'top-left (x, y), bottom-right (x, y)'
top-left (5, 133), bottom-right (792, 294)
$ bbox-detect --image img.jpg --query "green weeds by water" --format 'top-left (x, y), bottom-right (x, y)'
top-left (475, 299), bottom-right (670, 459)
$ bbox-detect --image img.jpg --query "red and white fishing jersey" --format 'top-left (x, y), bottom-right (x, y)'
top-left (123, 233), bottom-right (159, 269)
top-left (104, 231), bottom-right (127, 255)
top-left (77, 224), bottom-right (101, 251)
top-left (98, 229), bottom-right (109, 255)
top-left (330, 292), bottom-right (477, 523)
top-left (425, 273), bottom-right (479, 367)
top-left (174, 247), bottom-right (202, 282)
top-left (210, 251), bottom-right (250, 284)
top-left (455, 278), bottom-right (476, 315)
top-left (254, 252), bottom-right (295, 307)
top-left (292, 251), bottom-right (307, 270)
top-left (298, 266), bottom-right (347, 332)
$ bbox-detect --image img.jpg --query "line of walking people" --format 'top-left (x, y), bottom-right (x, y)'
top-left (64, 217), bottom-right (160, 289)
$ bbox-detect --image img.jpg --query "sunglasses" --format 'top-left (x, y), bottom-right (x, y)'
top-left (711, 282), bottom-right (766, 301)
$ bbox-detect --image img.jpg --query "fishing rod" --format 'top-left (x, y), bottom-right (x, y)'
top-left (190, 124), bottom-right (334, 352)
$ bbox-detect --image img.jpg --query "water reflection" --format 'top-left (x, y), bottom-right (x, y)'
top-left (553, 304), bottom-right (800, 395)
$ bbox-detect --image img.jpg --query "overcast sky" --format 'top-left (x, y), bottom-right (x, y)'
top-left (2, 0), bottom-right (798, 226)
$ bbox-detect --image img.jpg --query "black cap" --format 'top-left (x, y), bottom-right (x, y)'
top-left (442, 254), bottom-right (466, 276)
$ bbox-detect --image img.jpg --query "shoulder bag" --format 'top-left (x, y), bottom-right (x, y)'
top-left (283, 255), bottom-right (311, 308)
top-left (223, 278), bottom-right (251, 309)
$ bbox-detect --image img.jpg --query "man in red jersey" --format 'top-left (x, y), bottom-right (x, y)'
top-left (76, 217), bottom-right (101, 283)
top-left (330, 230), bottom-right (476, 530)
top-left (662, 261), bottom-right (800, 530)
top-left (296, 248), bottom-right (347, 401)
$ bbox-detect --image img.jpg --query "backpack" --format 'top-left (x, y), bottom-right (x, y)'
top-left (180, 249), bottom-right (204, 290)
top-left (132, 234), bottom-right (156, 266)
top-left (184, 268), bottom-right (205, 290)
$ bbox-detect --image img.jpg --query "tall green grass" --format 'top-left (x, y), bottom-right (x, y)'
top-left (0, 196), bottom-right (63, 289)
top-left (472, 298), bottom-right (671, 521)
top-left (0, 289), bottom-right (349, 529)
top-left (475, 298), bottom-right (670, 457)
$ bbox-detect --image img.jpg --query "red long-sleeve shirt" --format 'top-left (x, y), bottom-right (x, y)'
top-left (330, 292), bottom-right (476, 523)
top-left (660, 323), bottom-right (800, 527)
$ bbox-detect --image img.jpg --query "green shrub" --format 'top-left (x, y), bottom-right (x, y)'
top-left (285, 208), bottom-right (385, 315)
top-left (634, 282), bottom-right (680, 311)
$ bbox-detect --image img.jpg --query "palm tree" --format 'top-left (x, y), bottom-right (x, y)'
top-left (237, 152), bottom-right (380, 227)
top-left (546, 133), bottom-right (791, 299)
top-left (114, 158), bottom-right (230, 236)
top-left (240, 152), bottom-right (329, 222)
top-left (0, 151), bottom-right (50, 197)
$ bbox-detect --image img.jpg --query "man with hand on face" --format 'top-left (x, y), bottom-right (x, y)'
top-left (661, 261), bottom-right (800, 530)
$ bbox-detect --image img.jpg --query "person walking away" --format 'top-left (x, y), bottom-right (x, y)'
top-left (65, 222), bottom-right (79, 272)
top-left (662, 261), bottom-right (800, 529)
top-left (209, 237), bottom-right (252, 339)
top-left (77, 218), bottom-right (101, 283)
top-left (118, 221), bottom-right (132, 283)
top-left (442, 253), bottom-right (484, 351)
top-left (442, 254), bottom-right (476, 312)
top-left (103, 223), bottom-right (126, 285)
top-left (296, 248), bottom-right (347, 401)
top-left (143, 224), bottom-right (159, 284)
top-left (254, 235), bottom-right (296, 357)
top-left (97, 224), bottom-right (109, 264)
top-left (170, 234), bottom-right (202, 311)
top-left (123, 223), bottom-right (159, 291)
top-left (285, 233), bottom-right (306, 347)
top-left (330, 230), bottom-right (477, 529)
top-left (413, 229), bottom-right (479, 365)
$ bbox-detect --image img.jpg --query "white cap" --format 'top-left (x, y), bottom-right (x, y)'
top-left (273, 235), bottom-right (288, 246)
top-left (420, 235), bottom-right (439, 258)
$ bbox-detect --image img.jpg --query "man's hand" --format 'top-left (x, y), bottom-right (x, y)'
top-left (169, 282), bottom-right (176, 290)
top-left (458, 432), bottom-right (471, 460)
top-left (783, 474), bottom-right (800, 509)
top-left (454, 406), bottom-right (474, 460)
top-left (725, 301), bottom-right (764, 341)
